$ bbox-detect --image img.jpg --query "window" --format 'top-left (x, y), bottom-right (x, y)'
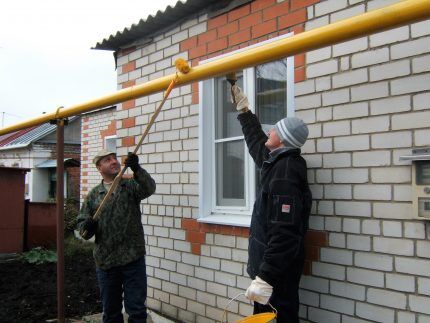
top-left (199, 34), bottom-right (295, 226)
top-left (104, 135), bottom-right (117, 152)
top-left (215, 75), bottom-right (245, 207)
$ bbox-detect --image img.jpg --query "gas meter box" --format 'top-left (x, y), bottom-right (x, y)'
top-left (400, 148), bottom-right (430, 220)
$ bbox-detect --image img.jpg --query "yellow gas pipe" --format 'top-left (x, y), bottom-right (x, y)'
top-left (1, 0), bottom-right (430, 135)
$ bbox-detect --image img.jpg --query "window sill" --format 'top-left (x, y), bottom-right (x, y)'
top-left (198, 214), bottom-right (251, 227)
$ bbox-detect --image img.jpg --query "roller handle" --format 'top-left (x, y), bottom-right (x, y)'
top-left (226, 72), bottom-right (237, 86)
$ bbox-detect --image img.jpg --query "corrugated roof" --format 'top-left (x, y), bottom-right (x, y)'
top-left (0, 116), bottom-right (78, 150)
top-left (0, 127), bottom-right (38, 147)
top-left (0, 123), bottom-right (56, 150)
top-left (94, 0), bottom-right (234, 51)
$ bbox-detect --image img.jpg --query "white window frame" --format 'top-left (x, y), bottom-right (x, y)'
top-left (198, 33), bottom-right (295, 227)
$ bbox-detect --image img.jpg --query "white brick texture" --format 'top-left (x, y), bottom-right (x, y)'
top-left (80, 1), bottom-right (430, 322)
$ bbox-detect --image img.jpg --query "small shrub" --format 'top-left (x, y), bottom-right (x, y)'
top-left (21, 247), bottom-right (57, 265)
top-left (64, 235), bottom-right (93, 259)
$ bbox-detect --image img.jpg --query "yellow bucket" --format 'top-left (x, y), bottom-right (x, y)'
top-left (221, 293), bottom-right (277, 323)
top-left (236, 312), bottom-right (276, 323)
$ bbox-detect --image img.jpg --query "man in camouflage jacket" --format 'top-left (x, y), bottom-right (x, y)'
top-left (77, 150), bottom-right (155, 323)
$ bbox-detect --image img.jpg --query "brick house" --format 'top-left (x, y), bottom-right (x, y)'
top-left (81, 0), bottom-right (430, 321)
top-left (0, 117), bottom-right (81, 202)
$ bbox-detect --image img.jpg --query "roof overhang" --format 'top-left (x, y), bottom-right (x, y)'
top-left (93, 0), bottom-right (241, 51)
top-left (36, 158), bottom-right (80, 168)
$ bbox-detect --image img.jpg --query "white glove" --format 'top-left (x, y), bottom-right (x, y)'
top-left (231, 85), bottom-right (249, 112)
top-left (245, 276), bottom-right (273, 305)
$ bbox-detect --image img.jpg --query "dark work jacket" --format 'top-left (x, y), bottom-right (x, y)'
top-left (238, 111), bottom-right (312, 288)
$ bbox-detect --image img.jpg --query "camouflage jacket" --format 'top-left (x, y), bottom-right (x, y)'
top-left (77, 168), bottom-right (156, 270)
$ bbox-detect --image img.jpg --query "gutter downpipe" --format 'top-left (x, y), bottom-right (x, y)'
top-left (1, 0), bottom-right (430, 136)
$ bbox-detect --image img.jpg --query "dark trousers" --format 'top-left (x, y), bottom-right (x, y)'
top-left (96, 256), bottom-right (147, 323)
top-left (253, 272), bottom-right (302, 323)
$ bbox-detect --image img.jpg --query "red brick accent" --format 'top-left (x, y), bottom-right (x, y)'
top-left (303, 230), bottom-right (328, 275)
top-left (100, 120), bottom-right (116, 139)
top-left (181, 36), bottom-right (198, 52)
top-left (191, 82), bottom-right (199, 104)
top-left (251, 0), bottom-right (276, 12)
top-left (218, 21), bottom-right (239, 38)
top-left (182, 218), bottom-right (200, 231)
top-left (303, 229), bottom-right (328, 275)
top-left (122, 80), bottom-right (135, 89)
top-left (182, 219), bottom-right (327, 274)
top-left (291, 0), bottom-right (321, 11)
top-left (181, 218), bottom-right (249, 255)
top-left (295, 53), bottom-right (305, 67)
top-left (191, 244), bottom-right (201, 255)
top-left (189, 44), bottom-right (207, 59)
top-left (122, 99), bottom-right (136, 110)
top-left (228, 4), bottom-right (251, 22)
top-left (306, 230), bottom-right (328, 246)
top-left (263, 1), bottom-right (289, 21)
top-left (295, 67), bottom-right (306, 83)
top-left (122, 117), bottom-right (136, 128)
top-left (278, 8), bottom-right (307, 29)
top-left (291, 24), bottom-right (305, 34)
top-left (239, 12), bottom-right (262, 30)
top-left (295, 52), bottom-right (306, 82)
top-left (228, 29), bottom-right (251, 47)
top-left (187, 231), bottom-right (206, 244)
top-left (179, 0), bottom-right (317, 83)
top-left (252, 19), bottom-right (277, 39)
top-left (198, 29), bottom-right (217, 45)
top-left (122, 61), bottom-right (136, 74)
top-left (208, 13), bottom-right (228, 30)
top-left (122, 136), bottom-right (135, 147)
top-left (207, 37), bottom-right (228, 54)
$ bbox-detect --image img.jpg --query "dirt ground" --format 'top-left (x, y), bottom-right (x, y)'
top-left (0, 240), bottom-right (101, 323)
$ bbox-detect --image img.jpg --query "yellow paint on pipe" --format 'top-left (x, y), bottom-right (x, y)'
top-left (1, 0), bottom-right (430, 135)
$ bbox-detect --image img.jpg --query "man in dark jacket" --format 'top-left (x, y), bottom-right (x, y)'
top-left (77, 150), bottom-right (156, 323)
top-left (231, 85), bottom-right (312, 323)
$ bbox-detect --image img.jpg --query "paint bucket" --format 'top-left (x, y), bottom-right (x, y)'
top-left (221, 293), bottom-right (277, 323)
top-left (236, 312), bottom-right (276, 323)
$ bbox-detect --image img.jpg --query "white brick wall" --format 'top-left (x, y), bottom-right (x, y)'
top-left (296, 1), bottom-right (430, 320)
top-left (80, 0), bottom-right (430, 322)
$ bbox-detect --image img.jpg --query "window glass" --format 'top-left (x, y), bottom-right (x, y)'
top-left (256, 59), bottom-right (289, 130)
top-left (215, 76), bottom-right (244, 139)
top-left (214, 75), bottom-right (245, 207)
top-left (216, 140), bottom-right (245, 206)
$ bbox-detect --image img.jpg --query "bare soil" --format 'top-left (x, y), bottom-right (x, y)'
top-left (0, 239), bottom-right (101, 323)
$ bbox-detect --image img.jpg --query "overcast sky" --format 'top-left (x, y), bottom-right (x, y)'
top-left (0, 0), bottom-right (178, 127)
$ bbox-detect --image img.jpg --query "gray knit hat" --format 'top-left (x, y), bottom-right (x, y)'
top-left (274, 117), bottom-right (309, 148)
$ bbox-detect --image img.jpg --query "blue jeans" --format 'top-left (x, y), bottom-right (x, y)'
top-left (96, 256), bottom-right (147, 323)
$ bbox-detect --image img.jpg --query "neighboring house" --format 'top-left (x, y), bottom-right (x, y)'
top-left (80, 0), bottom-right (430, 321)
top-left (80, 106), bottom-right (117, 197)
top-left (0, 117), bottom-right (81, 202)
